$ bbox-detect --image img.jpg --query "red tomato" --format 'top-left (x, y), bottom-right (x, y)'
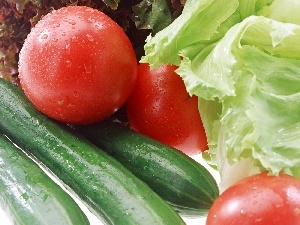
top-left (18, 6), bottom-right (137, 125)
top-left (126, 63), bottom-right (208, 155)
top-left (206, 172), bottom-right (300, 225)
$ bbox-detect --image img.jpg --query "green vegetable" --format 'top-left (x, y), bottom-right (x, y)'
top-left (140, 0), bottom-right (274, 68)
top-left (0, 134), bottom-right (90, 225)
top-left (0, 78), bottom-right (186, 225)
top-left (73, 119), bottom-right (219, 217)
top-left (141, 0), bottom-right (300, 191)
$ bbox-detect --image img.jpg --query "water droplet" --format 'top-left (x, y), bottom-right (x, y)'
top-left (94, 23), bottom-right (103, 29)
top-left (62, 32), bottom-right (66, 36)
top-left (41, 34), bottom-right (48, 39)
top-left (84, 63), bottom-right (92, 73)
top-left (65, 44), bottom-right (70, 54)
top-left (85, 8), bottom-right (94, 13)
top-left (66, 60), bottom-right (71, 67)
top-left (63, 18), bottom-right (76, 25)
top-left (87, 18), bottom-right (95, 23)
top-left (86, 34), bottom-right (94, 42)
top-left (255, 218), bottom-right (262, 222)
top-left (53, 23), bottom-right (60, 28)
top-left (73, 91), bottom-right (79, 97)
top-left (71, 36), bottom-right (78, 42)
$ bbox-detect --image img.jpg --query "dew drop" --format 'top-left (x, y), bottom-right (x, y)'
top-left (71, 36), bottom-right (78, 42)
top-left (87, 18), bottom-right (95, 23)
top-left (66, 60), bottom-right (71, 67)
top-left (53, 23), bottom-right (60, 28)
top-left (94, 23), bottom-right (103, 29)
top-left (85, 8), bottom-right (94, 13)
top-left (86, 34), bottom-right (94, 42)
top-left (63, 18), bottom-right (76, 25)
top-left (65, 44), bottom-right (71, 54)
top-left (84, 63), bottom-right (92, 73)
top-left (41, 34), bottom-right (48, 39)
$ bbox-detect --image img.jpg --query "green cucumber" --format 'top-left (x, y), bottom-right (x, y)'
top-left (0, 134), bottom-right (89, 225)
top-left (0, 78), bottom-right (186, 225)
top-left (73, 119), bottom-right (220, 217)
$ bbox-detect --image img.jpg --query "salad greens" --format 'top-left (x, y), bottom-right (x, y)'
top-left (141, 0), bottom-right (300, 191)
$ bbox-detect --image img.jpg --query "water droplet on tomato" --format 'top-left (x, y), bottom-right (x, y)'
top-left (41, 34), bottom-right (48, 39)
top-left (85, 8), bottom-right (94, 13)
top-left (66, 60), bottom-right (71, 67)
top-left (65, 44), bottom-right (70, 54)
top-left (86, 34), bottom-right (94, 42)
top-left (53, 23), bottom-right (60, 28)
top-left (63, 18), bottom-right (76, 25)
top-left (71, 36), bottom-right (78, 42)
top-left (84, 63), bottom-right (92, 74)
top-left (94, 23), bottom-right (103, 30)
top-left (87, 17), bottom-right (95, 23)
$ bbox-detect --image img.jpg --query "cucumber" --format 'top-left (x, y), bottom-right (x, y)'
top-left (0, 134), bottom-right (90, 225)
top-left (0, 78), bottom-right (186, 225)
top-left (73, 119), bottom-right (219, 217)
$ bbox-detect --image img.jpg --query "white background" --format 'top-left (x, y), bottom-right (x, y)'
top-left (0, 154), bottom-right (219, 225)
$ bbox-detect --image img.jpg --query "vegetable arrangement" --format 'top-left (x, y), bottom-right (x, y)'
top-left (141, 0), bottom-right (300, 190)
top-left (1, 0), bottom-right (300, 224)
top-left (140, 0), bottom-right (300, 223)
top-left (0, 77), bottom-right (187, 225)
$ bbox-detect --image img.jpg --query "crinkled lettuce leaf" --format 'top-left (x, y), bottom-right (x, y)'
top-left (141, 0), bottom-right (274, 68)
top-left (141, 0), bottom-right (300, 191)
top-left (180, 16), bottom-right (300, 190)
top-left (258, 0), bottom-right (300, 25)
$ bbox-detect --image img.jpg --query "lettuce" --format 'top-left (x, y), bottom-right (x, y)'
top-left (141, 0), bottom-right (300, 191)
top-left (141, 0), bottom-right (274, 68)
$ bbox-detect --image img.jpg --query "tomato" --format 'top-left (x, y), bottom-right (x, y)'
top-left (206, 172), bottom-right (300, 225)
top-left (126, 63), bottom-right (208, 155)
top-left (18, 6), bottom-right (137, 125)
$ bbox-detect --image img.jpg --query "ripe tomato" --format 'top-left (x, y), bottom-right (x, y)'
top-left (18, 6), bottom-right (137, 125)
top-left (206, 172), bottom-right (300, 225)
top-left (126, 63), bottom-right (208, 155)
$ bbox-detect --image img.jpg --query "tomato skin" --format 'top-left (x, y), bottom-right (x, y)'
top-left (18, 6), bottom-right (137, 125)
top-left (206, 172), bottom-right (300, 225)
top-left (126, 63), bottom-right (208, 155)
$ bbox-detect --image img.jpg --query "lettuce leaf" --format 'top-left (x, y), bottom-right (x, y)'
top-left (141, 0), bottom-right (274, 68)
top-left (141, 0), bottom-right (300, 191)
top-left (181, 16), bottom-right (300, 190)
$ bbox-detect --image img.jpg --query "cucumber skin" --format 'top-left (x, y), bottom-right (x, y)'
top-left (0, 134), bottom-right (90, 225)
top-left (74, 119), bottom-right (220, 217)
top-left (0, 78), bottom-right (185, 225)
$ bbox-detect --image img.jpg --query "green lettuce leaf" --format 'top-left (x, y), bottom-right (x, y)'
top-left (180, 16), bottom-right (300, 190)
top-left (258, 0), bottom-right (300, 25)
top-left (141, 0), bottom-right (274, 68)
